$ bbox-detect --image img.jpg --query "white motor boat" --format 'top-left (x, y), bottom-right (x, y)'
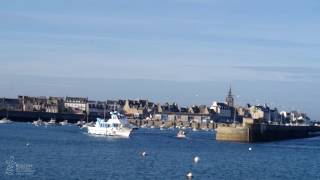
top-left (0, 117), bottom-right (12, 124)
top-left (140, 124), bottom-right (147, 128)
top-left (177, 130), bottom-right (186, 138)
top-left (76, 120), bottom-right (85, 126)
top-left (47, 118), bottom-right (56, 125)
top-left (33, 118), bottom-right (44, 126)
top-left (88, 112), bottom-right (132, 138)
top-left (81, 121), bottom-right (94, 129)
top-left (59, 120), bottom-right (69, 126)
top-left (159, 124), bottom-right (165, 131)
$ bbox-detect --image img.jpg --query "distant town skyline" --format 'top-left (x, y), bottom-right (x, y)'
top-left (1, 1), bottom-right (319, 119)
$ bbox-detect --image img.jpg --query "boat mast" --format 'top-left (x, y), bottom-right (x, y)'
top-left (233, 107), bottom-right (236, 124)
top-left (269, 108), bottom-right (271, 124)
top-left (86, 111), bottom-right (88, 123)
top-left (103, 102), bottom-right (106, 120)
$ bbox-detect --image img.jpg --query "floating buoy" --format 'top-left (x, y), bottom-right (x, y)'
top-left (193, 156), bottom-right (200, 163)
top-left (186, 171), bottom-right (193, 179)
top-left (249, 147), bottom-right (252, 151)
top-left (26, 143), bottom-right (30, 147)
top-left (141, 151), bottom-right (147, 157)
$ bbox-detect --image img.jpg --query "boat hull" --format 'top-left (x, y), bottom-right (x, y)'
top-left (177, 135), bottom-right (186, 139)
top-left (0, 120), bottom-right (12, 124)
top-left (0, 118), bottom-right (12, 124)
top-left (88, 127), bottom-right (132, 138)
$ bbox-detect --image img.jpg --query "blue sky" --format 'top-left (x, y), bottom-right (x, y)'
top-left (1, 0), bottom-right (320, 118)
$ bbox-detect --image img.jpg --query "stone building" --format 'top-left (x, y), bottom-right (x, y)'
top-left (122, 100), bottom-right (140, 117)
top-left (0, 98), bottom-right (20, 111)
top-left (33, 96), bottom-right (47, 112)
top-left (46, 97), bottom-right (64, 113)
top-left (18, 96), bottom-right (47, 112)
top-left (19, 96), bottom-right (33, 111)
top-left (87, 101), bottom-right (106, 116)
top-left (225, 86), bottom-right (234, 107)
top-left (290, 111), bottom-right (310, 125)
top-left (210, 101), bottom-right (232, 118)
top-left (106, 100), bottom-right (121, 111)
top-left (64, 97), bottom-right (88, 113)
top-left (154, 112), bottom-right (210, 123)
top-left (249, 105), bottom-right (279, 123)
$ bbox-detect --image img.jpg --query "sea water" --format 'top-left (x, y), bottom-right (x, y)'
top-left (0, 123), bottom-right (319, 180)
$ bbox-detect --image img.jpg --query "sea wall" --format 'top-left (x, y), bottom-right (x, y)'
top-left (0, 110), bottom-right (87, 123)
top-left (216, 124), bottom-right (320, 142)
top-left (250, 124), bottom-right (310, 142)
top-left (216, 126), bottom-right (249, 142)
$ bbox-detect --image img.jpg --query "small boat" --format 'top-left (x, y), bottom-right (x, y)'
top-left (140, 124), bottom-right (147, 128)
top-left (81, 122), bottom-right (94, 129)
top-left (76, 120), bottom-right (85, 126)
top-left (88, 112), bottom-right (132, 138)
top-left (177, 130), bottom-right (186, 138)
top-left (0, 110), bottom-right (12, 124)
top-left (33, 118), bottom-right (44, 126)
top-left (159, 124), bottom-right (165, 131)
top-left (48, 118), bottom-right (56, 125)
top-left (186, 171), bottom-right (193, 179)
top-left (59, 120), bottom-right (69, 126)
top-left (0, 117), bottom-right (12, 124)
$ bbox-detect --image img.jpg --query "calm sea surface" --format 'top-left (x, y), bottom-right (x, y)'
top-left (0, 122), bottom-right (320, 180)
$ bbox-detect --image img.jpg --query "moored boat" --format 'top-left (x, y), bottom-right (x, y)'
top-left (76, 120), bottom-right (85, 127)
top-left (47, 118), bottom-right (57, 125)
top-left (88, 112), bottom-right (132, 138)
top-left (59, 120), bottom-right (69, 126)
top-left (0, 110), bottom-right (12, 124)
top-left (33, 118), bottom-right (44, 126)
top-left (177, 130), bottom-right (186, 138)
top-left (0, 117), bottom-right (12, 124)
top-left (81, 121), bottom-right (94, 129)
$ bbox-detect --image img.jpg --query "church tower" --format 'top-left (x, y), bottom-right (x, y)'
top-left (226, 86), bottom-right (234, 107)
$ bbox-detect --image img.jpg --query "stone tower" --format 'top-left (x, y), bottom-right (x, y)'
top-left (226, 86), bottom-right (234, 107)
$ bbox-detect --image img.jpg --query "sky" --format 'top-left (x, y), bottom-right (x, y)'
top-left (0, 0), bottom-right (320, 119)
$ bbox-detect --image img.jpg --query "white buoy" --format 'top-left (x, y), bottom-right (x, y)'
top-left (26, 143), bottom-right (30, 147)
top-left (141, 151), bottom-right (147, 157)
top-left (193, 156), bottom-right (200, 163)
top-left (186, 171), bottom-right (193, 179)
top-left (249, 147), bottom-right (252, 151)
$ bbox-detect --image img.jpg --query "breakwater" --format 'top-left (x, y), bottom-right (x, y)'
top-left (216, 123), bottom-right (320, 142)
top-left (0, 110), bottom-right (87, 123)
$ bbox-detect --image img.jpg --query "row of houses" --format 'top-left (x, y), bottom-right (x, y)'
top-left (0, 87), bottom-right (311, 125)
top-left (150, 88), bottom-right (311, 125)
top-left (0, 96), bottom-right (86, 114)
